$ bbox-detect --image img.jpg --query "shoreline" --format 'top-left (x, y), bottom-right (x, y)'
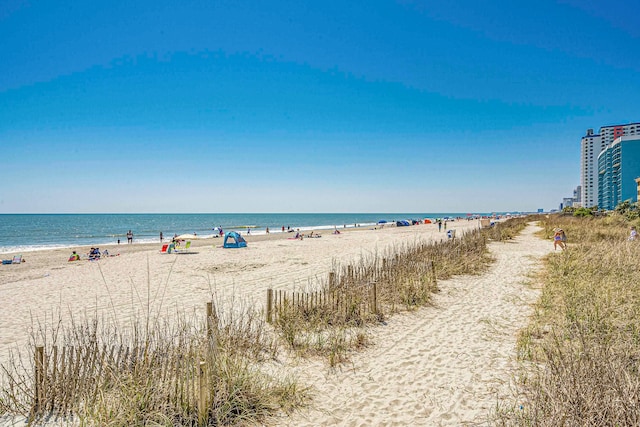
top-left (1, 221), bottom-right (388, 257)
top-left (0, 213), bottom-right (503, 255)
top-left (0, 222), bottom-right (379, 256)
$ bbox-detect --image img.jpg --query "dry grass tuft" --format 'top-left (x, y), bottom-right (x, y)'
top-left (495, 214), bottom-right (640, 426)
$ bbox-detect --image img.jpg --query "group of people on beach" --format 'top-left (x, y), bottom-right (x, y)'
top-left (68, 248), bottom-right (114, 262)
top-left (68, 248), bottom-right (101, 261)
top-left (437, 219), bottom-right (448, 232)
top-left (88, 248), bottom-right (103, 260)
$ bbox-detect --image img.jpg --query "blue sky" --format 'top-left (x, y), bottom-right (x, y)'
top-left (1, 0), bottom-right (639, 213)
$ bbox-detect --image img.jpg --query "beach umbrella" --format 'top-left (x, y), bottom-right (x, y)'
top-left (174, 234), bottom-right (200, 240)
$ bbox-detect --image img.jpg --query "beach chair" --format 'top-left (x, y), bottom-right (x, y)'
top-left (175, 241), bottom-right (191, 253)
top-left (12, 255), bottom-right (22, 264)
top-left (160, 244), bottom-right (169, 253)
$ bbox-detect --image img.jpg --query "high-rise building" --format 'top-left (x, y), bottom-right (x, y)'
top-left (573, 185), bottom-right (581, 205)
top-left (581, 123), bottom-right (640, 207)
top-left (561, 198), bottom-right (574, 210)
top-left (597, 135), bottom-right (640, 210)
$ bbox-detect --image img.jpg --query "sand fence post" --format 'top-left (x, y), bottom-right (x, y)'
top-left (206, 302), bottom-right (213, 338)
top-left (371, 282), bottom-right (378, 315)
top-left (266, 289), bottom-right (273, 323)
top-left (198, 360), bottom-right (207, 425)
top-left (34, 345), bottom-right (45, 414)
top-left (430, 260), bottom-right (437, 287)
top-left (50, 345), bottom-right (58, 408)
top-left (329, 272), bottom-right (336, 288)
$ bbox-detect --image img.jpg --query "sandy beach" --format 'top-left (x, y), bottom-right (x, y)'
top-left (0, 220), bottom-right (550, 425)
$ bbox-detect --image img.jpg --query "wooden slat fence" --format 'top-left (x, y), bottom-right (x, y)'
top-left (266, 259), bottom-right (437, 323)
top-left (31, 344), bottom-right (208, 420)
top-left (30, 304), bottom-right (219, 422)
top-left (266, 284), bottom-right (378, 324)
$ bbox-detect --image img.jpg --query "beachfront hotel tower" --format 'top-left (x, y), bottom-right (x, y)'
top-left (597, 135), bottom-right (640, 211)
top-left (581, 123), bottom-right (640, 207)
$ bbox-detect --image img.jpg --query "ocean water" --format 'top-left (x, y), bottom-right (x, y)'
top-left (0, 213), bottom-right (480, 254)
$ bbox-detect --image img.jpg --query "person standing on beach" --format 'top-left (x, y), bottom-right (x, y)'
top-left (160, 231), bottom-right (163, 242)
top-left (553, 229), bottom-right (566, 250)
top-left (438, 220), bottom-right (442, 232)
top-left (127, 230), bottom-right (133, 244)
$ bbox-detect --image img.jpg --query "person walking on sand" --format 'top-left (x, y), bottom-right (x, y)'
top-left (127, 230), bottom-right (133, 244)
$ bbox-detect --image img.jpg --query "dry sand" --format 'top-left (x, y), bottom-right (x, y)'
top-left (278, 223), bottom-right (550, 426)
top-left (0, 220), bottom-right (550, 425)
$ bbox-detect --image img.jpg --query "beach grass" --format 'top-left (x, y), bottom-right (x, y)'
top-left (495, 213), bottom-right (640, 426)
top-left (0, 294), bottom-right (305, 425)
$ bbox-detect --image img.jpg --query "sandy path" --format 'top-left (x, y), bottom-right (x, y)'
top-left (278, 223), bottom-right (551, 426)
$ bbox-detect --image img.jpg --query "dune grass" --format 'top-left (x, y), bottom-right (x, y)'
top-left (0, 294), bottom-right (305, 426)
top-left (495, 213), bottom-right (640, 426)
top-left (271, 218), bottom-right (528, 366)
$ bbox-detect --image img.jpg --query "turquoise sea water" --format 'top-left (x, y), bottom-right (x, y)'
top-left (0, 213), bottom-right (484, 254)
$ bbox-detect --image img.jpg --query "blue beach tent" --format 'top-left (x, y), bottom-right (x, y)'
top-left (223, 231), bottom-right (247, 248)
